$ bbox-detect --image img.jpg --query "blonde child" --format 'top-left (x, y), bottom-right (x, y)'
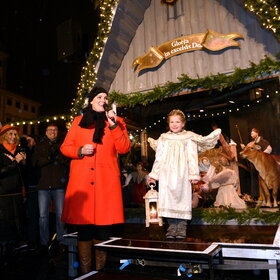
top-left (147, 109), bottom-right (221, 239)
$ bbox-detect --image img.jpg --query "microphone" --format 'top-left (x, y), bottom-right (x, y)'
top-left (103, 103), bottom-right (110, 112)
top-left (103, 104), bottom-right (116, 123)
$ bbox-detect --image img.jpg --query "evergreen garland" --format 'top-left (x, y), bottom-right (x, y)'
top-left (193, 207), bottom-right (280, 225)
top-left (109, 55), bottom-right (280, 108)
top-left (125, 206), bottom-right (280, 225)
top-left (68, 0), bottom-right (279, 115)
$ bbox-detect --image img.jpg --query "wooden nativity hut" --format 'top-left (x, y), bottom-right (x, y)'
top-left (71, 0), bottom-right (280, 193)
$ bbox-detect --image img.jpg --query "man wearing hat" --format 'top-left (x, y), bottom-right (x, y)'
top-left (0, 124), bottom-right (27, 247)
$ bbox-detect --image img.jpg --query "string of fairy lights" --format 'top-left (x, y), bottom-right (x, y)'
top-left (244, 0), bottom-right (279, 36)
top-left (7, 0), bottom-right (280, 134)
top-left (9, 88), bottom-right (279, 145)
top-left (132, 89), bottom-right (280, 133)
top-left (11, 115), bottom-right (67, 127)
top-left (68, 0), bottom-right (119, 126)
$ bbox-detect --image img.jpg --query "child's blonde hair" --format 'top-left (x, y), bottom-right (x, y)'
top-left (167, 109), bottom-right (186, 126)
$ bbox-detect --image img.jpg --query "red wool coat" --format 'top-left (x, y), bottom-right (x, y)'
top-left (60, 116), bottom-right (131, 225)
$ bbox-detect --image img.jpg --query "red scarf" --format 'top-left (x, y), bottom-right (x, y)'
top-left (3, 142), bottom-right (17, 155)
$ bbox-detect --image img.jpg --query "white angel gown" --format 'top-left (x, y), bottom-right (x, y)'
top-left (148, 129), bottom-right (221, 220)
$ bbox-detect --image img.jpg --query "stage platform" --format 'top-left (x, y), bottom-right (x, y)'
top-left (63, 223), bottom-right (280, 280)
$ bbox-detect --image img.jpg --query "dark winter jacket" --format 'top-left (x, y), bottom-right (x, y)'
top-left (0, 145), bottom-right (23, 195)
top-left (0, 144), bottom-right (25, 241)
top-left (32, 136), bottom-right (70, 190)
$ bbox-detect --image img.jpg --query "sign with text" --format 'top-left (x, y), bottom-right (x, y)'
top-left (132, 29), bottom-right (243, 72)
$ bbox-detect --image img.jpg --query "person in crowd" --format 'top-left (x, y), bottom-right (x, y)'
top-left (241, 128), bottom-right (272, 201)
top-left (208, 155), bottom-right (246, 209)
top-left (0, 124), bottom-right (26, 250)
top-left (122, 162), bottom-right (148, 206)
top-left (32, 124), bottom-right (69, 252)
top-left (20, 135), bottom-right (39, 249)
top-left (60, 87), bottom-right (131, 274)
top-left (147, 109), bottom-right (221, 240)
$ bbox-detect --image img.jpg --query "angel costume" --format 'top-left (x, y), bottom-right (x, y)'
top-left (210, 168), bottom-right (246, 209)
top-left (148, 128), bottom-right (221, 220)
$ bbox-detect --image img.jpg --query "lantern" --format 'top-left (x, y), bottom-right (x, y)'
top-left (143, 183), bottom-right (163, 227)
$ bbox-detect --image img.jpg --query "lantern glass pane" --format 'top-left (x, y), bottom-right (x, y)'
top-left (149, 201), bottom-right (157, 219)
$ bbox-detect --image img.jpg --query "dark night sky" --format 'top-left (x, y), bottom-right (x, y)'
top-left (0, 0), bottom-right (99, 116)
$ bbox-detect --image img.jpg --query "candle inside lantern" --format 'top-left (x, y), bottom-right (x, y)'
top-left (150, 206), bottom-right (157, 219)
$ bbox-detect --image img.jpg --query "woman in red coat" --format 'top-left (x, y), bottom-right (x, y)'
top-left (60, 87), bottom-right (131, 274)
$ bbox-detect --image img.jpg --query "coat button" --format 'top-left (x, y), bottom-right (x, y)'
top-left (91, 182), bottom-right (94, 185)
top-left (91, 168), bottom-right (94, 171)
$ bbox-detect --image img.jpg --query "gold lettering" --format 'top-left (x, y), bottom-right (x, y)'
top-left (133, 30), bottom-right (244, 72)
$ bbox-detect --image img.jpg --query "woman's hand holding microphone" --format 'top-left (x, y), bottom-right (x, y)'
top-left (103, 104), bottom-right (117, 127)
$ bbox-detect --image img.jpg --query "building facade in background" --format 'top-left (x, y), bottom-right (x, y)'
top-left (0, 51), bottom-right (41, 135)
